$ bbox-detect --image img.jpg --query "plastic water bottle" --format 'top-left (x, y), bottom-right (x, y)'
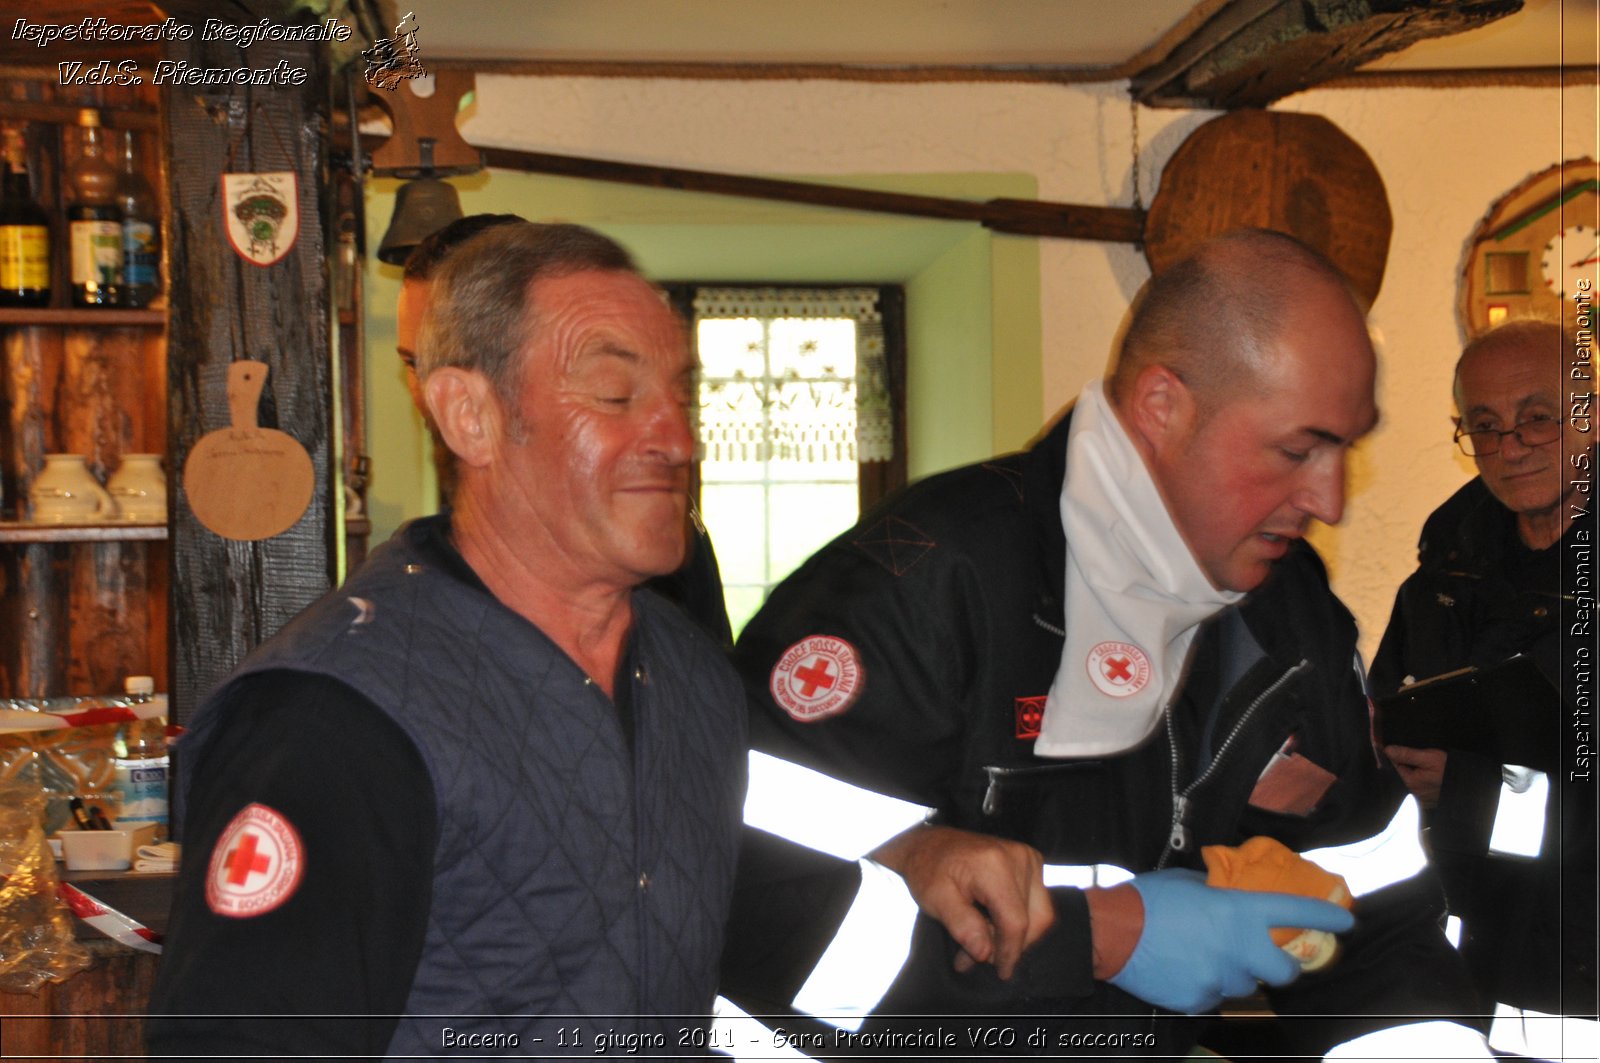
top-left (112, 675), bottom-right (168, 837)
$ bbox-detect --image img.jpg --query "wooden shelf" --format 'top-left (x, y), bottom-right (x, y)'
top-left (0, 307), bottom-right (165, 327)
top-left (0, 521), bottom-right (167, 543)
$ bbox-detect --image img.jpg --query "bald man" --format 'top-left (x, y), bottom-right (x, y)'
top-left (1374, 319), bottom-right (1597, 1017)
top-left (727, 230), bottom-right (1478, 1055)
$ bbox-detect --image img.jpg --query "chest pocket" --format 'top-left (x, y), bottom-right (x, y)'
top-left (1246, 740), bottom-right (1337, 818)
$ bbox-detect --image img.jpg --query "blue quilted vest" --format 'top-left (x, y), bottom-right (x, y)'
top-left (189, 516), bottom-right (747, 1055)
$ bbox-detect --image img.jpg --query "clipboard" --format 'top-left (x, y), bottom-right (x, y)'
top-left (1375, 655), bottom-right (1561, 773)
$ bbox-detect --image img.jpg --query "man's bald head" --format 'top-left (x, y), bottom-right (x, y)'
top-left (1109, 229), bottom-right (1378, 592)
top-left (1453, 319), bottom-right (1564, 411)
top-left (1110, 229), bottom-right (1368, 416)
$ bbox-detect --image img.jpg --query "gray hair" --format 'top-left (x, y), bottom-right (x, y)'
top-left (1109, 228), bottom-right (1364, 415)
top-left (416, 221), bottom-right (639, 408)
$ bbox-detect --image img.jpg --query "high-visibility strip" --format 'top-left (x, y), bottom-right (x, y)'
top-left (1323, 1020), bottom-right (1494, 1059)
top-left (744, 751), bottom-right (933, 860)
top-left (1303, 796), bottom-right (1429, 896)
top-left (790, 859), bottom-right (918, 1030)
top-left (787, 858), bottom-right (1135, 1030)
top-left (1488, 1002), bottom-right (1600, 1061)
top-left (1041, 863), bottom-right (1133, 888)
top-left (1488, 767), bottom-right (1547, 858)
top-left (57, 881), bottom-right (163, 954)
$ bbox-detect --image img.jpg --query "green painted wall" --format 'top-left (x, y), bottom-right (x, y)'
top-left (361, 170), bottom-right (1043, 543)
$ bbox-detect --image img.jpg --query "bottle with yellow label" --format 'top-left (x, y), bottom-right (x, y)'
top-left (0, 124), bottom-right (50, 307)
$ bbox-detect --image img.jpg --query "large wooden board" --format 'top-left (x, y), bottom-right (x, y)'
top-left (1144, 110), bottom-right (1392, 307)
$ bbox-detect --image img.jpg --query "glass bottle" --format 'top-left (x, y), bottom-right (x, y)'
top-left (112, 675), bottom-right (169, 837)
top-left (115, 129), bottom-right (160, 308)
top-left (66, 108), bottom-right (121, 307)
top-left (0, 123), bottom-right (50, 307)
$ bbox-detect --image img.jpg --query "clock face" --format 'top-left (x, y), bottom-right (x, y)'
top-left (1542, 224), bottom-right (1599, 301)
top-left (1460, 160), bottom-right (1599, 337)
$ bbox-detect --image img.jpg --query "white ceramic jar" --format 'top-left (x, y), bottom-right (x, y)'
top-left (29, 454), bottom-right (117, 523)
top-left (107, 453), bottom-right (167, 523)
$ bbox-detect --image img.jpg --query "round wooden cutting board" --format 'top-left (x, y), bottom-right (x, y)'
top-left (182, 360), bottom-right (314, 541)
top-left (1144, 110), bottom-right (1393, 307)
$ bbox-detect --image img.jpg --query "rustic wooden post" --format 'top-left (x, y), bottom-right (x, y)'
top-left (163, 34), bottom-right (335, 724)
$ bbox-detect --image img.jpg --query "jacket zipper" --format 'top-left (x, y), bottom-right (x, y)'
top-left (1157, 658), bottom-right (1311, 868)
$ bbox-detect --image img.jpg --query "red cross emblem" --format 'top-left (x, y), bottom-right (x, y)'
top-left (206, 804), bottom-right (304, 918)
top-left (771, 635), bottom-right (865, 722)
top-left (793, 657), bottom-right (837, 697)
top-left (1086, 641), bottom-right (1151, 698)
top-left (1014, 695), bottom-right (1047, 740)
top-left (223, 832), bottom-right (273, 885)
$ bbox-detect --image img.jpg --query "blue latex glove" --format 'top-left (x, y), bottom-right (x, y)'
top-left (1108, 867), bottom-right (1355, 1014)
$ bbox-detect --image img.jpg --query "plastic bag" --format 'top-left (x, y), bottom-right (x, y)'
top-left (2, 693), bottom-right (153, 835)
top-left (0, 768), bottom-right (92, 993)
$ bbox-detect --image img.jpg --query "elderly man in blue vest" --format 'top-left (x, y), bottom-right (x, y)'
top-left (149, 222), bottom-right (747, 1057)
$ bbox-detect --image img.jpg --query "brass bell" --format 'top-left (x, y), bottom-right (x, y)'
top-left (376, 176), bottom-right (464, 265)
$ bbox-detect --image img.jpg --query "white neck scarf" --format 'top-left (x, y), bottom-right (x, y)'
top-left (1035, 380), bottom-right (1242, 758)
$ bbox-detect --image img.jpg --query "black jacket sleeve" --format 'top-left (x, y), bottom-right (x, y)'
top-left (146, 671), bottom-right (437, 1061)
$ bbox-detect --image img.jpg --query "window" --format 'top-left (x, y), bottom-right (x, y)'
top-left (666, 285), bottom-right (907, 635)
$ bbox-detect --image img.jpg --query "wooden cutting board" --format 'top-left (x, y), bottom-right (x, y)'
top-left (182, 360), bottom-right (314, 541)
top-left (1144, 110), bottom-right (1392, 307)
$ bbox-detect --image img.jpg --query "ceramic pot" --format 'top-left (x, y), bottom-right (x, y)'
top-left (108, 454), bottom-right (168, 525)
top-left (107, 453), bottom-right (167, 523)
top-left (30, 454), bottom-right (117, 523)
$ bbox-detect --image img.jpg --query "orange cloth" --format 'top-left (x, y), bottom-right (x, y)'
top-left (1202, 836), bottom-right (1353, 970)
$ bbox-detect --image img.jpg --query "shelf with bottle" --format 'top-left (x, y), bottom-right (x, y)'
top-left (0, 87), bottom-right (163, 314)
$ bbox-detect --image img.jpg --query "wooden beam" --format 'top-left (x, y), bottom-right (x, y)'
top-left (479, 146), bottom-right (1145, 244)
top-left (164, 33), bottom-right (337, 723)
top-left (1132, 0), bottom-right (1523, 109)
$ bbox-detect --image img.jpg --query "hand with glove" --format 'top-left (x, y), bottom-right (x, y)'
top-left (1091, 867), bottom-right (1356, 1014)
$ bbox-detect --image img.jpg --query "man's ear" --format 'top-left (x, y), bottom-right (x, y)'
top-left (1121, 364), bottom-right (1194, 455)
top-left (424, 368), bottom-right (501, 467)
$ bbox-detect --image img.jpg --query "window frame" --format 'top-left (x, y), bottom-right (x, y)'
top-left (663, 282), bottom-right (909, 517)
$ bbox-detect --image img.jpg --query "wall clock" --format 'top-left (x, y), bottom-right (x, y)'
top-left (1460, 159), bottom-right (1599, 337)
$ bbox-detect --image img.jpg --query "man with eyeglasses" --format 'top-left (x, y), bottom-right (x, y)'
top-left (1373, 318), bottom-right (1597, 1021)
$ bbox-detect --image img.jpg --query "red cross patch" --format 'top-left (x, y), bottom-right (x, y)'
top-left (1014, 696), bottom-right (1047, 740)
top-left (205, 803), bottom-right (304, 919)
top-left (1085, 640), bottom-right (1152, 698)
top-left (771, 635), bottom-right (865, 722)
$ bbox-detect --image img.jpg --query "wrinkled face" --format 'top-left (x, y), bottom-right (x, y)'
top-left (1147, 287), bottom-right (1378, 593)
top-left (396, 276), bottom-right (429, 415)
top-left (495, 270), bottom-right (695, 588)
top-left (1456, 340), bottom-right (1582, 521)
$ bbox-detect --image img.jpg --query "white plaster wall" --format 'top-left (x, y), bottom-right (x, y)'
top-left (453, 74), bottom-right (1597, 658)
top-left (1279, 84), bottom-right (1596, 657)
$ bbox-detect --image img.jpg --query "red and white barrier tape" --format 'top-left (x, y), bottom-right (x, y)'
top-left (0, 695), bottom-right (168, 733)
top-left (57, 881), bottom-right (163, 954)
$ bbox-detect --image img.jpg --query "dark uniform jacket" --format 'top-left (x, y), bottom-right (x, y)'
top-left (731, 411), bottom-right (1476, 1054)
top-left (153, 516), bottom-right (748, 1057)
top-left (1372, 476), bottom-right (1598, 1017)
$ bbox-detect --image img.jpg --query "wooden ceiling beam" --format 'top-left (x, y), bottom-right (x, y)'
top-left (479, 146), bottom-right (1146, 243)
top-left (1131, 0), bottom-right (1523, 109)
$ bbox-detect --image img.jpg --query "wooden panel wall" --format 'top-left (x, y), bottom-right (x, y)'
top-left (162, 35), bottom-right (335, 724)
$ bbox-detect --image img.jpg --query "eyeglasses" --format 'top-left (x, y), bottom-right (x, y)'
top-left (1452, 414), bottom-right (1564, 457)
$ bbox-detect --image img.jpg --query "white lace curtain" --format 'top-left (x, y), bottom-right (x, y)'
top-left (692, 287), bottom-right (892, 464)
